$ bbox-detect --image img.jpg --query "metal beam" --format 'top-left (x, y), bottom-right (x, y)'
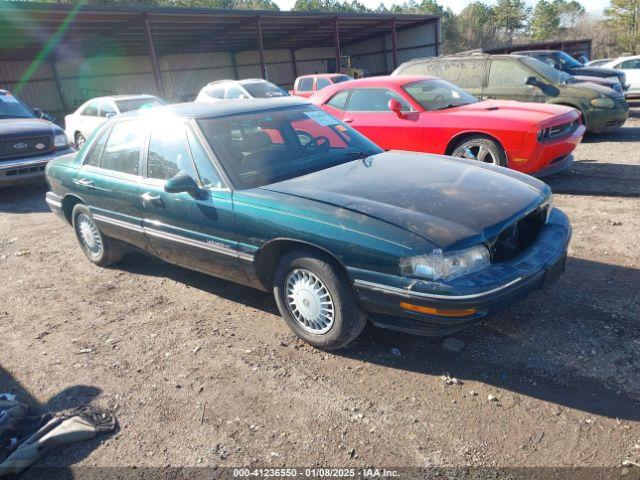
top-left (143, 14), bottom-right (164, 97)
top-left (49, 57), bottom-right (68, 114)
top-left (255, 17), bottom-right (267, 79)
top-left (433, 17), bottom-right (440, 56)
top-left (390, 19), bottom-right (398, 70)
top-left (333, 18), bottom-right (341, 74)
top-left (290, 48), bottom-right (298, 79)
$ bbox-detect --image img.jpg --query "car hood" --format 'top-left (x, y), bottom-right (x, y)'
top-left (573, 66), bottom-right (624, 79)
top-left (0, 118), bottom-right (59, 138)
top-left (261, 151), bottom-right (549, 250)
top-left (571, 75), bottom-right (618, 87)
top-left (440, 100), bottom-right (575, 125)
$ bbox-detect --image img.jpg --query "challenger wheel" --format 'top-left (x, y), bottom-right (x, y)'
top-left (452, 136), bottom-right (507, 167)
top-left (72, 204), bottom-right (124, 267)
top-left (273, 251), bottom-right (367, 350)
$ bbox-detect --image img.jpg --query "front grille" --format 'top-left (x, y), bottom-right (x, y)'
top-left (490, 206), bottom-right (547, 262)
top-left (0, 136), bottom-right (52, 161)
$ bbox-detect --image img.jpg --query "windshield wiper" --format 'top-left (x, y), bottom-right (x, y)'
top-left (345, 151), bottom-right (377, 160)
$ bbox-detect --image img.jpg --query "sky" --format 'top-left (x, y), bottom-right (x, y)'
top-left (273, 0), bottom-right (609, 14)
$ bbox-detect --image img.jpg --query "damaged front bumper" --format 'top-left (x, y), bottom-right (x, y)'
top-left (350, 208), bottom-right (571, 336)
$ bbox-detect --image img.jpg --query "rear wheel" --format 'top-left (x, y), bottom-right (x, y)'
top-left (452, 136), bottom-right (507, 167)
top-left (72, 204), bottom-right (125, 267)
top-left (273, 251), bottom-right (367, 350)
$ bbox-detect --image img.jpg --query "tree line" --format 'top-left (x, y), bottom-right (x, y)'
top-left (32, 0), bottom-right (640, 58)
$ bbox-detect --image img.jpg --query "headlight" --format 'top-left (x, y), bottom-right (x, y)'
top-left (54, 133), bottom-right (68, 148)
top-left (399, 245), bottom-right (490, 281)
top-left (590, 97), bottom-right (615, 108)
top-left (545, 193), bottom-right (554, 222)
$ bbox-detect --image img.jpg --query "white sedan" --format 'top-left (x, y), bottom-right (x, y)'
top-left (195, 79), bottom-right (288, 103)
top-left (600, 56), bottom-right (640, 98)
top-left (65, 95), bottom-right (165, 148)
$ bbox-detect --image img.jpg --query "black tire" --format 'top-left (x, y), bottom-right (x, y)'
top-left (75, 132), bottom-right (86, 149)
top-left (72, 204), bottom-right (125, 267)
top-left (273, 250), bottom-right (367, 350)
top-left (451, 136), bottom-right (507, 167)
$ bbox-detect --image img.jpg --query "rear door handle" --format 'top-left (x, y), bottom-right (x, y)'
top-left (140, 192), bottom-right (163, 207)
top-left (73, 178), bottom-right (96, 188)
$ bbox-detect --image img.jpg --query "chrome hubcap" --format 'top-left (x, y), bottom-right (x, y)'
top-left (455, 142), bottom-right (496, 164)
top-left (285, 268), bottom-right (334, 334)
top-left (77, 213), bottom-right (102, 257)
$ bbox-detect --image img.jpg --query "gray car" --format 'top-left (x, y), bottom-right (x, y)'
top-left (392, 54), bottom-right (629, 133)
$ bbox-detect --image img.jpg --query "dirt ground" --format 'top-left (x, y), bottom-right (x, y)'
top-left (1, 104), bottom-right (639, 474)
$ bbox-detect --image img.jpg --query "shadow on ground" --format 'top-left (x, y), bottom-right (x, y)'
top-left (545, 160), bottom-right (640, 197)
top-left (0, 184), bottom-right (48, 214)
top-left (118, 253), bottom-right (640, 422)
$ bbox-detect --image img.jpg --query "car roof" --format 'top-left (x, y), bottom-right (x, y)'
top-left (334, 75), bottom-right (436, 86)
top-left (86, 94), bottom-right (157, 102)
top-left (206, 79), bottom-right (271, 86)
top-left (517, 50), bottom-right (559, 54)
top-left (298, 73), bottom-right (346, 79)
top-left (121, 97), bottom-right (310, 120)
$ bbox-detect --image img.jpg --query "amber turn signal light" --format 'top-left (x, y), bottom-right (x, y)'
top-left (399, 302), bottom-right (476, 317)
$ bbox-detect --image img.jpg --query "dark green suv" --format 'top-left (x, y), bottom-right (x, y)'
top-left (392, 54), bottom-right (629, 133)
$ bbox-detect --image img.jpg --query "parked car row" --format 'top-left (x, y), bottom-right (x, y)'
top-left (5, 49), bottom-right (631, 349)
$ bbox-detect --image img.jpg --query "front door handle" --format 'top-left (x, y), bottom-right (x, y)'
top-left (140, 192), bottom-right (164, 207)
top-left (343, 118), bottom-right (353, 123)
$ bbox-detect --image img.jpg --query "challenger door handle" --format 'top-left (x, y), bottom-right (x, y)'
top-left (73, 178), bottom-right (95, 188)
top-left (140, 192), bottom-right (163, 207)
top-left (343, 118), bottom-right (353, 123)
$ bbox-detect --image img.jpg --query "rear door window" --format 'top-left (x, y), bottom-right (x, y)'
top-left (298, 78), bottom-right (314, 92)
top-left (99, 100), bottom-right (117, 118)
top-left (83, 126), bottom-right (111, 167)
top-left (81, 101), bottom-right (100, 117)
top-left (316, 78), bottom-right (331, 90)
top-left (208, 86), bottom-right (225, 99)
top-left (347, 88), bottom-right (410, 112)
top-left (225, 85), bottom-right (246, 99)
top-left (99, 121), bottom-right (145, 176)
top-left (487, 59), bottom-right (532, 88)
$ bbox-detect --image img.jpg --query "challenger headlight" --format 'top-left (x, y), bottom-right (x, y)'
top-left (54, 133), bottom-right (68, 148)
top-left (590, 97), bottom-right (615, 109)
top-left (399, 245), bottom-right (490, 281)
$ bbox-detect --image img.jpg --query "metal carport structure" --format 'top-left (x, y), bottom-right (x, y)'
top-left (0, 2), bottom-right (440, 118)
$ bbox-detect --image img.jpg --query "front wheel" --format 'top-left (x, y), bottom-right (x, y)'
top-left (451, 136), bottom-right (507, 167)
top-left (72, 204), bottom-right (125, 267)
top-left (273, 251), bottom-right (367, 350)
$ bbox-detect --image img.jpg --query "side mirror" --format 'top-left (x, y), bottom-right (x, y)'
top-left (105, 112), bottom-right (116, 119)
top-left (33, 107), bottom-right (44, 118)
top-left (164, 172), bottom-right (201, 197)
top-left (525, 76), bottom-right (540, 87)
top-left (388, 98), bottom-right (406, 119)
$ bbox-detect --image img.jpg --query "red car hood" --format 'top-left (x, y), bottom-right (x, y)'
top-left (442, 100), bottom-right (578, 127)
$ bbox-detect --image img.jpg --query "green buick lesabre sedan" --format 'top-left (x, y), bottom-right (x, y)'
top-left (46, 97), bottom-right (570, 349)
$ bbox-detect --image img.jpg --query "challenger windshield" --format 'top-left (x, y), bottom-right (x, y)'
top-left (403, 79), bottom-right (478, 111)
top-left (0, 92), bottom-right (35, 119)
top-left (197, 106), bottom-right (382, 189)
top-left (522, 57), bottom-right (571, 84)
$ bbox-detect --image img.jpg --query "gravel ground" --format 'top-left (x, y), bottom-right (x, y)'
top-left (0, 105), bottom-right (639, 473)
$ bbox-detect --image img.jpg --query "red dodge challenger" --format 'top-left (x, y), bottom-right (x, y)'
top-left (310, 76), bottom-right (585, 176)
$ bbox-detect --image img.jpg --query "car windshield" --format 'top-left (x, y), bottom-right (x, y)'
top-left (115, 97), bottom-right (165, 113)
top-left (0, 92), bottom-right (35, 119)
top-left (243, 82), bottom-right (288, 98)
top-left (403, 79), bottom-right (477, 111)
top-left (197, 106), bottom-right (382, 189)
top-left (331, 75), bottom-right (352, 84)
top-left (521, 57), bottom-right (571, 84)
top-left (557, 51), bottom-right (583, 68)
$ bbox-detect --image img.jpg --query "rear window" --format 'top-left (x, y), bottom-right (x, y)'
top-left (243, 81), bottom-right (287, 98)
top-left (115, 97), bottom-right (164, 113)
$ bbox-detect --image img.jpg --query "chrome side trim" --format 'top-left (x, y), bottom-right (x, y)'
top-left (93, 214), bottom-right (144, 233)
top-left (92, 214), bottom-right (255, 262)
top-left (354, 277), bottom-right (523, 300)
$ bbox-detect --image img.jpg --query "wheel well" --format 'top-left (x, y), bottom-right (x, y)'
top-left (254, 239), bottom-right (351, 290)
top-left (61, 195), bottom-right (84, 224)
top-left (444, 132), bottom-right (506, 157)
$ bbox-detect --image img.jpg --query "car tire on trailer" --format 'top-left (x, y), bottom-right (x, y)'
top-left (452, 136), bottom-right (507, 167)
top-left (72, 204), bottom-right (125, 267)
top-left (273, 250), bottom-right (367, 350)
top-left (75, 132), bottom-right (86, 149)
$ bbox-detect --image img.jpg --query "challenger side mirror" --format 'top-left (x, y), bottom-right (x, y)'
top-left (388, 98), bottom-right (406, 119)
top-left (164, 172), bottom-right (201, 197)
top-left (525, 76), bottom-right (540, 87)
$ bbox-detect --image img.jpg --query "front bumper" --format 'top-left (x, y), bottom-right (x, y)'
top-left (531, 154), bottom-right (574, 178)
top-left (585, 105), bottom-right (629, 133)
top-left (0, 148), bottom-right (74, 186)
top-left (350, 208), bottom-right (571, 336)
